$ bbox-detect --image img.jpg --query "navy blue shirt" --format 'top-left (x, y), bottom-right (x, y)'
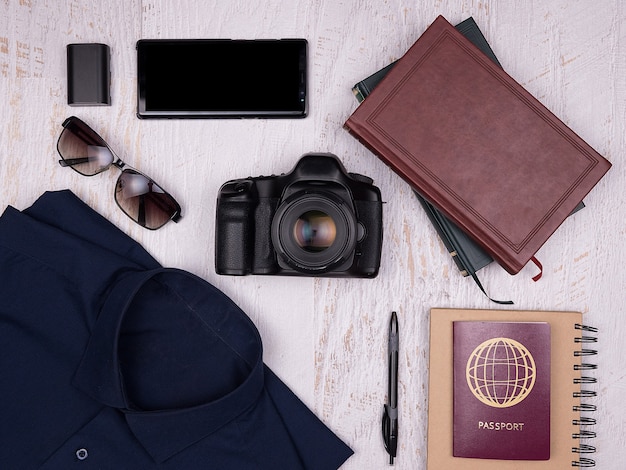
top-left (0, 190), bottom-right (353, 469)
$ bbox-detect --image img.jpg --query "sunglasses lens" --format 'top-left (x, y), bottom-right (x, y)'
top-left (57, 118), bottom-right (114, 176)
top-left (115, 169), bottom-right (181, 230)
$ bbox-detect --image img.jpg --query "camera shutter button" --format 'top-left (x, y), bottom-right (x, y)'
top-left (348, 173), bottom-right (373, 185)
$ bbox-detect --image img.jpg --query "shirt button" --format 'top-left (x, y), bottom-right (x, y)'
top-left (76, 448), bottom-right (88, 461)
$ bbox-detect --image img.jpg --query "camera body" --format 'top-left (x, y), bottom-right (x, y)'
top-left (215, 153), bottom-right (383, 277)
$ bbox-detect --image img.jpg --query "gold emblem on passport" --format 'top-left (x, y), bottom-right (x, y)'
top-left (465, 337), bottom-right (536, 408)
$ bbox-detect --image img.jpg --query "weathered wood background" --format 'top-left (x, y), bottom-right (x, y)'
top-left (1, 1), bottom-right (624, 468)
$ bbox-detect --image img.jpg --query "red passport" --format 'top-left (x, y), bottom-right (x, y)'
top-left (453, 321), bottom-right (551, 460)
top-left (344, 15), bottom-right (612, 275)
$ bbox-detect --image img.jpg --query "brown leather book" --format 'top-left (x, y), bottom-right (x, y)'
top-left (344, 15), bottom-right (611, 275)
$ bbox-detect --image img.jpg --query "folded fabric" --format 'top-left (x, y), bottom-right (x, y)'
top-left (0, 190), bottom-right (353, 469)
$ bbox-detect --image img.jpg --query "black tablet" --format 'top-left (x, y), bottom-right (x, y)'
top-left (136, 39), bottom-right (307, 119)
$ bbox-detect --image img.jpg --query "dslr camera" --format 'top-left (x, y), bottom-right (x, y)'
top-left (215, 153), bottom-right (383, 277)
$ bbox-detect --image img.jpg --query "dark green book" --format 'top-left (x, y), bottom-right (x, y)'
top-left (352, 17), bottom-right (584, 286)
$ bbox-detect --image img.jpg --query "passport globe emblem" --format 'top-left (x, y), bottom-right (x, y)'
top-left (465, 337), bottom-right (536, 408)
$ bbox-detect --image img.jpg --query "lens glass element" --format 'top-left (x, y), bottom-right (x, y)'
top-left (57, 118), bottom-right (114, 176)
top-left (271, 191), bottom-right (357, 273)
top-left (115, 169), bottom-right (181, 230)
top-left (293, 210), bottom-right (337, 252)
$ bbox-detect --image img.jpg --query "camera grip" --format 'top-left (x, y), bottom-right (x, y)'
top-left (354, 199), bottom-right (383, 276)
top-left (215, 200), bottom-right (254, 275)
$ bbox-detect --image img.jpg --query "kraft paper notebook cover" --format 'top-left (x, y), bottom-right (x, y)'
top-left (344, 15), bottom-right (612, 275)
top-left (428, 308), bottom-right (598, 469)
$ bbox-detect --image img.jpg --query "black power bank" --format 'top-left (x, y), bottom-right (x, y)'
top-left (67, 43), bottom-right (111, 106)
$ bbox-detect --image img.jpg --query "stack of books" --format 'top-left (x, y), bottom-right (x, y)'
top-left (346, 16), bottom-right (610, 299)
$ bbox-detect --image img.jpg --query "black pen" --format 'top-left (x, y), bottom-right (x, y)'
top-left (382, 311), bottom-right (399, 464)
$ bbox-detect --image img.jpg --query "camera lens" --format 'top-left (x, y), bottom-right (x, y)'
top-left (293, 210), bottom-right (337, 252)
top-left (271, 191), bottom-right (357, 274)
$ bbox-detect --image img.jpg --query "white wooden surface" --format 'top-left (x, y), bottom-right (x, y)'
top-left (1, 1), bottom-right (625, 468)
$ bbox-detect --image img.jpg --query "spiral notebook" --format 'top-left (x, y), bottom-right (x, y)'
top-left (427, 308), bottom-right (597, 469)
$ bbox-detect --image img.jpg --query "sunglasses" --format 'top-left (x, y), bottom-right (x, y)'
top-left (56, 116), bottom-right (182, 230)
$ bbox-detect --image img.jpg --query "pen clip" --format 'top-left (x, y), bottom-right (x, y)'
top-left (382, 404), bottom-right (397, 464)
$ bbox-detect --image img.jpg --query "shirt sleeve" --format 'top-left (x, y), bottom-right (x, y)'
top-left (263, 366), bottom-right (354, 470)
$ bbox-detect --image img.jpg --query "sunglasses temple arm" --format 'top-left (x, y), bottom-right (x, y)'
top-left (58, 157), bottom-right (96, 167)
top-left (137, 194), bottom-right (147, 227)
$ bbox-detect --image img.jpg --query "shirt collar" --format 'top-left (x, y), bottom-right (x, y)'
top-left (73, 268), bottom-right (265, 463)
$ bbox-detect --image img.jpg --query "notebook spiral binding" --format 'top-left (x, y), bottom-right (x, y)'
top-left (571, 324), bottom-right (598, 468)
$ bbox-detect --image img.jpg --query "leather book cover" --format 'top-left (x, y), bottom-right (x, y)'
top-left (344, 15), bottom-right (611, 275)
top-left (353, 17), bottom-right (496, 277)
top-left (353, 17), bottom-right (585, 280)
top-left (452, 321), bottom-right (551, 460)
